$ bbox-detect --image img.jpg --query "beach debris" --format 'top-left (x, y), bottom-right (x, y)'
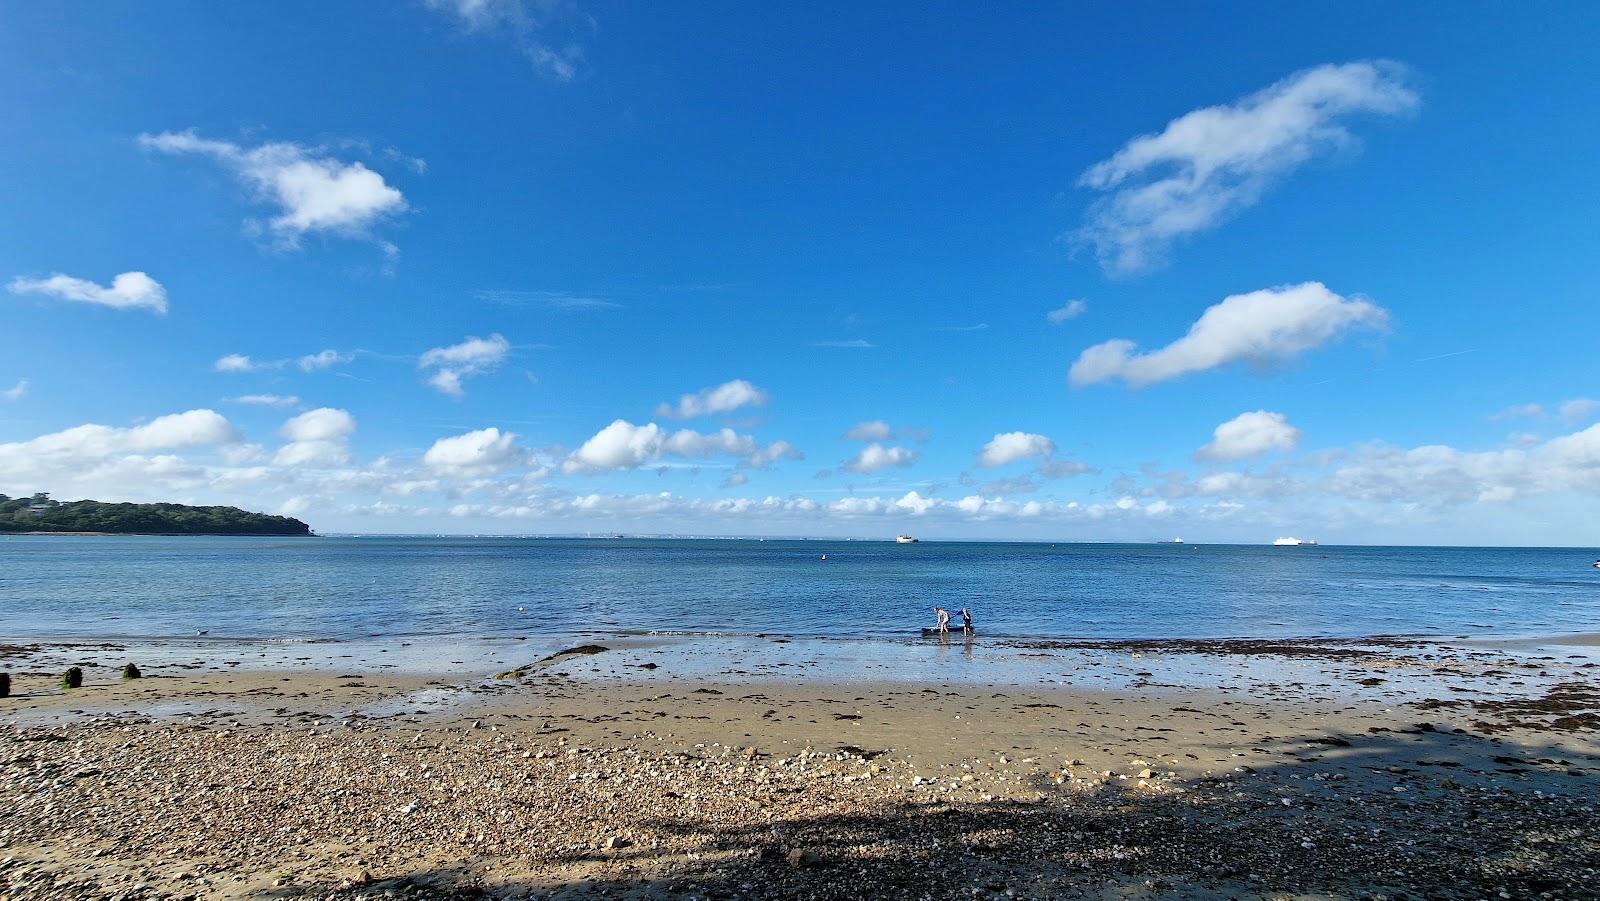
top-left (121, 663), bottom-right (142, 680)
top-left (604, 835), bottom-right (632, 850)
top-left (786, 848), bottom-right (822, 868)
top-left (495, 644), bottom-right (611, 679)
top-left (0, 672), bottom-right (9, 697)
top-left (60, 667), bottom-right (83, 690)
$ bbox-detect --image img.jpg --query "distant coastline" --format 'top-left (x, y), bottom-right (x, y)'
top-left (0, 493), bottom-right (311, 537)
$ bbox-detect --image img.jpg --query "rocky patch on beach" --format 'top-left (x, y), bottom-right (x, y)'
top-left (2, 717), bottom-right (1597, 900)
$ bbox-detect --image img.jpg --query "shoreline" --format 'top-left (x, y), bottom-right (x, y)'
top-left (3, 634), bottom-right (1597, 898)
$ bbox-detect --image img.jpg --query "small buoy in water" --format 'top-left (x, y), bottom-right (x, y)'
top-left (820, 554), bottom-right (828, 561)
top-left (517, 606), bottom-right (525, 612)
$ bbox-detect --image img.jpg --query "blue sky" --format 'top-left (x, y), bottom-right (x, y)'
top-left (3, 2), bottom-right (1599, 543)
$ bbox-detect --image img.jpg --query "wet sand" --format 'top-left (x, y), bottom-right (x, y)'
top-left (2, 635), bottom-right (1598, 899)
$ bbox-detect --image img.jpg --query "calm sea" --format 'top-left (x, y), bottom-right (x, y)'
top-left (3, 536), bottom-right (1598, 644)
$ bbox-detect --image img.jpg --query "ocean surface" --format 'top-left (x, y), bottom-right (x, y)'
top-left (4, 536), bottom-right (1598, 645)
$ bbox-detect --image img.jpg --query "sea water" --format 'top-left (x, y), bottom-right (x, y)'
top-left (4, 536), bottom-right (1598, 644)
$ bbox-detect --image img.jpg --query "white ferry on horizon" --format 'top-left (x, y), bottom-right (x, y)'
top-left (1272, 536), bottom-right (1318, 546)
top-left (895, 534), bottom-right (919, 544)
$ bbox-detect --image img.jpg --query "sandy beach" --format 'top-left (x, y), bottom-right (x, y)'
top-left (2, 635), bottom-right (1597, 900)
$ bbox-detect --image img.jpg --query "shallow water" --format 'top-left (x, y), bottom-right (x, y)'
top-left (4, 535), bottom-right (1598, 644)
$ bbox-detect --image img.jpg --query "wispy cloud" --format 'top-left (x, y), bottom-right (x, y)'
top-left (9, 271), bottom-right (167, 314)
top-left (212, 349), bottom-right (352, 374)
top-left (418, 334), bottom-right (510, 398)
top-left (478, 289), bottom-right (622, 310)
top-left (422, 0), bottom-right (589, 82)
top-left (231, 394), bottom-right (301, 408)
top-left (812, 339), bottom-right (875, 349)
top-left (655, 380), bottom-right (768, 420)
top-left (1075, 61), bottom-right (1418, 275)
top-left (1046, 299), bottom-right (1087, 324)
top-left (938, 323), bottom-right (989, 333)
top-left (2, 378), bottom-right (28, 402)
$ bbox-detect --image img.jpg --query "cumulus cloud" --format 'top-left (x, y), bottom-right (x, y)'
top-left (422, 0), bottom-right (587, 81)
top-left (562, 420), bottom-right (800, 474)
top-left (232, 394), bottom-right (300, 408)
top-left (842, 443), bottom-right (918, 474)
top-left (0, 410), bottom-right (235, 462)
top-left (655, 379), bottom-right (768, 419)
top-left (9, 271), bottom-right (167, 314)
top-left (563, 420), bottom-right (664, 473)
top-left (1069, 282), bottom-right (1387, 388)
top-left (1076, 61), bottom-right (1417, 275)
top-left (978, 432), bottom-right (1057, 468)
top-left (843, 420), bottom-right (893, 442)
top-left (419, 334), bottom-right (509, 398)
top-left (1046, 299), bottom-right (1087, 324)
top-left (274, 408), bottom-right (355, 466)
top-left (423, 427), bottom-right (526, 476)
top-left (3, 379), bottom-right (27, 401)
top-left (138, 131), bottom-right (409, 252)
top-left (1197, 411), bottom-right (1301, 461)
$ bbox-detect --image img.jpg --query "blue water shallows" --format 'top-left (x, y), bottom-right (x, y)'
top-left (2, 536), bottom-right (1597, 643)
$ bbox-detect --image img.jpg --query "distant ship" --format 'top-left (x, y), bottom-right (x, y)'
top-left (1272, 537), bottom-right (1318, 546)
top-left (895, 534), bottom-right (919, 544)
top-left (1160, 537), bottom-right (1185, 544)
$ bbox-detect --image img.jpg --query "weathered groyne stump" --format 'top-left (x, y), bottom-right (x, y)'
top-left (60, 667), bottom-right (83, 690)
top-left (121, 663), bottom-right (142, 680)
top-left (0, 672), bottom-right (10, 698)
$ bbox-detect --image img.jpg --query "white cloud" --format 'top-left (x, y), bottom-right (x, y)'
top-left (1046, 299), bottom-right (1087, 324)
top-left (3, 379), bottom-right (27, 401)
top-left (842, 443), bottom-right (918, 474)
top-left (813, 339), bottom-right (875, 349)
top-left (214, 354), bottom-right (259, 373)
top-left (138, 131), bottom-right (409, 251)
top-left (422, 0), bottom-right (586, 82)
top-left (1076, 61), bottom-right (1418, 274)
top-left (745, 440), bottom-right (803, 468)
top-left (297, 349), bottom-right (351, 372)
top-left (232, 394), bottom-right (300, 408)
top-left (1491, 403), bottom-right (1546, 421)
top-left (1559, 398), bottom-right (1599, 425)
top-left (8, 271), bottom-right (167, 314)
top-left (562, 419), bottom-right (799, 474)
top-left (563, 420), bottom-right (665, 473)
top-left (1197, 411), bottom-right (1301, 461)
top-left (978, 432), bottom-right (1057, 468)
top-left (214, 350), bottom-right (349, 374)
top-left (843, 420), bottom-right (893, 442)
top-left (1069, 282), bottom-right (1387, 388)
top-left (0, 410), bottom-right (236, 470)
top-left (655, 379), bottom-right (769, 419)
top-left (419, 334), bottom-right (509, 398)
top-left (423, 427), bottom-right (525, 476)
top-left (274, 407), bottom-right (355, 466)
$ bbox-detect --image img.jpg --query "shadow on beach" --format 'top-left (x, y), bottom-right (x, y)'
top-left (279, 725), bottom-right (1599, 901)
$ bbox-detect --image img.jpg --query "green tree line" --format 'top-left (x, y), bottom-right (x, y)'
top-left (0, 493), bottom-right (312, 536)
